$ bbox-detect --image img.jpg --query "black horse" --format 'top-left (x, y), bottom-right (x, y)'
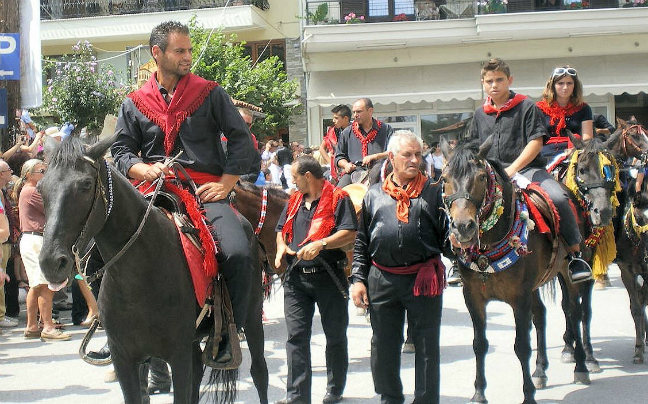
top-left (617, 174), bottom-right (648, 364)
top-left (38, 136), bottom-right (268, 404)
top-left (441, 138), bottom-right (590, 404)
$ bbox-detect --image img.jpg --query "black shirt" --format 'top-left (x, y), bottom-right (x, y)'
top-left (335, 119), bottom-right (393, 168)
top-left (275, 193), bottom-right (358, 267)
top-left (112, 85), bottom-right (255, 178)
top-left (470, 92), bottom-right (548, 169)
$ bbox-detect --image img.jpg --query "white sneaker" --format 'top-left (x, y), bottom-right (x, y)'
top-left (0, 317), bottom-right (19, 328)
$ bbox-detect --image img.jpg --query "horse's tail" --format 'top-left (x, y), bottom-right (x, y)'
top-left (539, 277), bottom-right (557, 305)
top-left (202, 367), bottom-right (239, 404)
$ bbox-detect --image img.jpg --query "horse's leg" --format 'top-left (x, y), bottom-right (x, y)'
top-left (557, 274), bottom-right (576, 363)
top-left (246, 242), bottom-right (269, 404)
top-left (191, 341), bottom-right (204, 404)
top-left (579, 281), bottom-right (600, 373)
top-left (113, 357), bottom-right (144, 404)
top-left (512, 297), bottom-right (537, 404)
top-left (463, 286), bottom-right (488, 404)
top-left (564, 278), bottom-right (590, 385)
top-left (620, 263), bottom-right (646, 364)
top-left (166, 339), bottom-right (197, 404)
top-left (531, 290), bottom-right (548, 390)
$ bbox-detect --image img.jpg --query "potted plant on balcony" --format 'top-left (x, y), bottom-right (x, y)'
top-left (480, 0), bottom-right (508, 14)
top-left (305, 3), bottom-right (331, 25)
top-left (393, 13), bottom-right (409, 21)
top-left (563, 0), bottom-right (590, 8)
top-left (344, 12), bottom-right (365, 23)
top-left (622, 0), bottom-right (646, 6)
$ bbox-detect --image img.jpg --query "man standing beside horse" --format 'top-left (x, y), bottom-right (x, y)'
top-left (275, 155), bottom-right (358, 404)
top-left (351, 130), bottom-right (449, 404)
top-left (335, 98), bottom-right (393, 187)
top-left (111, 20), bottom-right (256, 335)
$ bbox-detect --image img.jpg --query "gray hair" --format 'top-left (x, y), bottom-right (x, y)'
top-left (387, 130), bottom-right (424, 155)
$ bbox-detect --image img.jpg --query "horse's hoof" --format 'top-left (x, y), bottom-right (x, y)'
top-left (470, 393), bottom-right (488, 403)
top-left (632, 355), bottom-right (644, 364)
top-left (586, 361), bottom-right (602, 373)
top-left (147, 382), bottom-right (171, 395)
top-left (533, 376), bottom-right (548, 390)
top-left (573, 372), bottom-right (591, 385)
top-left (561, 352), bottom-right (576, 363)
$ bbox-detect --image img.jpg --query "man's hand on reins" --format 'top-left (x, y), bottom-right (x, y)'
top-left (129, 162), bottom-right (170, 182)
top-left (196, 173), bottom-right (240, 203)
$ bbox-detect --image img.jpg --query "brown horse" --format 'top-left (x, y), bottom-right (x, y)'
top-left (441, 137), bottom-right (589, 404)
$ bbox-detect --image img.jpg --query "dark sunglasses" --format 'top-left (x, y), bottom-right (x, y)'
top-left (552, 67), bottom-right (577, 77)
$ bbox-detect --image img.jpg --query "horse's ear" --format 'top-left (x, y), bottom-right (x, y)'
top-left (603, 127), bottom-right (622, 150)
top-left (477, 135), bottom-right (493, 160)
top-left (439, 136), bottom-right (451, 160)
top-left (616, 117), bottom-right (627, 129)
top-left (86, 130), bottom-right (120, 161)
top-left (566, 129), bottom-right (584, 149)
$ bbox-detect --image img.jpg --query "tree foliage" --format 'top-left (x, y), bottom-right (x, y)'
top-left (189, 19), bottom-right (300, 140)
top-left (42, 41), bottom-right (130, 132)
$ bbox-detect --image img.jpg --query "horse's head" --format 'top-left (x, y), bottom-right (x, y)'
top-left (38, 136), bottom-right (114, 287)
top-left (613, 117), bottom-right (648, 161)
top-left (441, 136), bottom-right (498, 246)
top-left (565, 133), bottom-right (620, 227)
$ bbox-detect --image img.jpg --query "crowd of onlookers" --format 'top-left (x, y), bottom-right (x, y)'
top-left (0, 110), bottom-right (98, 340)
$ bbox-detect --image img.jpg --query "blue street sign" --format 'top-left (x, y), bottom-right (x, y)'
top-left (0, 34), bottom-right (20, 80)
top-left (0, 88), bottom-right (7, 128)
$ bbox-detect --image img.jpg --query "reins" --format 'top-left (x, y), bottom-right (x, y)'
top-left (621, 124), bottom-right (648, 162)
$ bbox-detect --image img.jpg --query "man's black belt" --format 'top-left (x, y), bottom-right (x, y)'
top-left (297, 266), bottom-right (326, 274)
top-left (22, 231), bottom-right (43, 236)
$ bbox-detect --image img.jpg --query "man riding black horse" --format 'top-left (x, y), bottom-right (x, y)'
top-left (111, 21), bottom-right (256, 366)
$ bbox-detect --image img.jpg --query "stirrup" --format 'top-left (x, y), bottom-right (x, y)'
top-left (568, 253), bottom-right (592, 284)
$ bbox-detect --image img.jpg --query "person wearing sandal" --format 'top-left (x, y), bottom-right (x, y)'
top-left (15, 159), bottom-right (70, 341)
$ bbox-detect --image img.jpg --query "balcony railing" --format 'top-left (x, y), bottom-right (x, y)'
top-left (304, 0), bottom-right (629, 25)
top-left (40, 0), bottom-right (268, 20)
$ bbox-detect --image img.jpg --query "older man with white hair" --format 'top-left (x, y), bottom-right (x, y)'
top-left (351, 130), bottom-right (450, 404)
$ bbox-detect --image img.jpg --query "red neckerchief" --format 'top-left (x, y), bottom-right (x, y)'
top-left (382, 172), bottom-right (427, 223)
top-left (282, 181), bottom-right (348, 246)
top-left (324, 126), bottom-right (338, 154)
top-left (483, 92), bottom-right (527, 116)
top-left (128, 72), bottom-right (217, 156)
top-left (536, 100), bottom-right (585, 147)
top-left (352, 119), bottom-right (382, 157)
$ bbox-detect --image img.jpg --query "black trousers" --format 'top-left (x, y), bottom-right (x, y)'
top-left (283, 268), bottom-right (349, 403)
top-left (204, 199), bottom-right (253, 328)
top-left (368, 266), bottom-right (442, 404)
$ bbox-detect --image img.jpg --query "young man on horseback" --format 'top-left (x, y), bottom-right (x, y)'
top-left (274, 155), bottom-right (358, 404)
top-left (334, 98), bottom-right (393, 188)
top-left (468, 58), bottom-right (592, 283)
top-left (351, 130), bottom-right (448, 404)
top-left (111, 21), bottom-right (256, 335)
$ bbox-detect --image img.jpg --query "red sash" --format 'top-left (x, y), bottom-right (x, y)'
top-left (128, 72), bottom-right (217, 156)
top-left (483, 93), bottom-right (527, 116)
top-left (282, 181), bottom-right (348, 246)
top-left (352, 120), bottom-right (382, 158)
top-left (536, 100), bottom-right (585, 148)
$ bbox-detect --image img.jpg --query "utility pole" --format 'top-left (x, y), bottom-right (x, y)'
top-left (0, 0), bottom-right (21, 151)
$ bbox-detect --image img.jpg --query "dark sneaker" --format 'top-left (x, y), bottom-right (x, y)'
top-left (568, 252), bottom-right (592, 284)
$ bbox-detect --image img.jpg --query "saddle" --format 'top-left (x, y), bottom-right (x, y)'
top-left (145, 189), bottom-right (242, 370)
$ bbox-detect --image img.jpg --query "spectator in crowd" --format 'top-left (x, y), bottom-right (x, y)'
top-left (262, 140), bottom-right (280, 168)
top-left (471, 58), bottom-right (591, 283)
top-left (352, 130), bottom-right (448, 404)
top-left (0, 160), bottom-right (15, 329)
top-left (276, 146), bottom-right (296, 193)
top-left (275, 155), bottom-right (358, 404)
top-left (17, 109), bottom-right (38, 139)
top-left (16, 159), bottom-right (71, 341)
top-left (335, 98), bottom-right (394, 187)
top-left (424, 142), bottom-right (445, 181)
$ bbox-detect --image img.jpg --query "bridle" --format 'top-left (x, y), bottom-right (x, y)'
top-left (570, 150), bottom-right (619, 210)
top-left (443, 159), bottom-right (499, 223)
top-left (71, 156), bottom-right (161, 283)
top-left (620, 124), bottom-right (648, 162)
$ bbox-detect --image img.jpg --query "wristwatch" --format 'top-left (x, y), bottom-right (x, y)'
top-left (321, 240), bottom-right (327, 250)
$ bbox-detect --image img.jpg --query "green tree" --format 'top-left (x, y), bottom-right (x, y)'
top-left (189, 19), bottom-right (300, 140)
top-left (42, 40), bottom-right (130, 133)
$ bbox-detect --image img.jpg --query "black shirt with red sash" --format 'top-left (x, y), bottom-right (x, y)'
top-left (335, 119), bottom-right (393, 168)
top-left (470, 91), bottom-right (548, 170)
top-left (112, 72), bottom-right (255, 178)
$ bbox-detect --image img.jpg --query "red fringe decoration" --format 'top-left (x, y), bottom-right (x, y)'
top-left (351, 120), bottom-right (381, 158)
top-left (164, 182), bottom-right (218, 277)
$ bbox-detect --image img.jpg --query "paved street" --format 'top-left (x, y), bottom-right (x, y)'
top-left (1, 262), bottom-right (647, 403)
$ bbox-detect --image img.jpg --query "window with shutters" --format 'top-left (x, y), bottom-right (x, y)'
top-left (366, 0), bottom-right (415, 21)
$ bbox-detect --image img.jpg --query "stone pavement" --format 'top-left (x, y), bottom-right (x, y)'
top-left (1, 263), bottom-right (647, 403)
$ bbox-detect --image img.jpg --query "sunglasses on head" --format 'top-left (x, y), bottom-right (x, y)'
top-left (553, 67), bottom-right (577, 77)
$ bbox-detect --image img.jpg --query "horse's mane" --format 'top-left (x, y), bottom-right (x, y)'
top-left (578, 137), bottom-right (605, 165)
top-left (236, 180), bottom-right (289, 201)
top-left (448, 142), bottom-right (509, 183)
top-left (47, 136), bottom-right (86, 169)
